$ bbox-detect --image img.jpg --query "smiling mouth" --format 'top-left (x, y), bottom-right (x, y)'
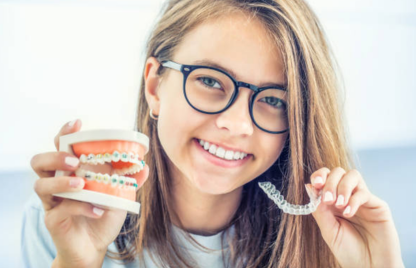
top-left (195, 138), bottom-right (250, 161)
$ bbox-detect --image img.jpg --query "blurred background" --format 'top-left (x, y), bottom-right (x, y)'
top-left (0, 0), bottom-right (415, 266)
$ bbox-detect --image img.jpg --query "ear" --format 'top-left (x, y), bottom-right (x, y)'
top-left (144, 56), bottom-right (163, 116)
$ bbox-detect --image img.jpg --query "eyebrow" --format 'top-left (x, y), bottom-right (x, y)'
top-left (192, 59), bottom-right (287, 89)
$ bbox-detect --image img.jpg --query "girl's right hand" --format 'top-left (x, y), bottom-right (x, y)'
top-left (30, 120), bottom-right (149, 268)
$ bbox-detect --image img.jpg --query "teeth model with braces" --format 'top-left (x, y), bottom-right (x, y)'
top-left (54, 129), bottom-right (149, 214)
top-left (75, 169), bottom-right (140, 189)
top-left (80, 152), bottom-right (144, 166)
top-left (79, 152), bottom-right (145, 176)
top-left (258, 181), bottom-right (322, 215)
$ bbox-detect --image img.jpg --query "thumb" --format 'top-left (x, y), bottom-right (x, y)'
top-left (54, 119), bottom-right (83, 151)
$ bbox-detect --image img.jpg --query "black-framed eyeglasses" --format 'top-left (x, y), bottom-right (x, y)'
top-left (158, 59), bottom-right (289, 134)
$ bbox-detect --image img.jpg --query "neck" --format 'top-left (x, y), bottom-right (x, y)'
top-left (169, 167), bottom-right (242, 236)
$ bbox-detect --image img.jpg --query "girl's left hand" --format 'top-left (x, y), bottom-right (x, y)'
top-left (309, 167), bottom-right (404, 268)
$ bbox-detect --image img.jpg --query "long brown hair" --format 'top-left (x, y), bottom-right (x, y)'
top-left (110, 0), bottom-right (355, 267)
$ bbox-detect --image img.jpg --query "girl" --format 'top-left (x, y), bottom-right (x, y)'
top-left (25, 0), bottom-right (404, 267)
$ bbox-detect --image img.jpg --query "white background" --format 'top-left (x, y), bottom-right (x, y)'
top-left (0, 0), bottom-right (415, 172)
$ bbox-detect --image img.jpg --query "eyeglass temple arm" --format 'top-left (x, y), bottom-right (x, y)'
top-left (161, 60), bottom-right (182, 71)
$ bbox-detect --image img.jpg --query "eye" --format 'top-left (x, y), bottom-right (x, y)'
top-left (197, 77), bottom-right (222, 89)
top-left (260, 97), bottom-right (286, 109)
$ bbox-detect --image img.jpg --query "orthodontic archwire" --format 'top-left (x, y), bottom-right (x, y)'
top-left (258, 181), bottom-right (322, 215)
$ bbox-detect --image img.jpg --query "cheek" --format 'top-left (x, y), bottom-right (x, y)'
top-left (156, 90), bottom-right (199, 163)
top-left (157, 103), bottom-right (185, 156)
top-left (259, 134), bottom-right (288, 168)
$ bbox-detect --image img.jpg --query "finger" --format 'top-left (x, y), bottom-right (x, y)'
top-left (45, 199), bottom-right (105, 233)
top-left (342, 189), bottom-right (370, 218)
top-left (129, 164), bottom-right (149, 189)
top-left (321, 167), bottom-right (347, 205)
top-left (34, 176), bottom-right (85, 211)
top-left (310, 167), bottom-right (331, 189)
top-left (310, 184), bottom-right (339, 246)
top-left (334, 169), bottom-right (361, 209)
top-left (31, 151), bottom-right (81, 178)
top-left (54, 119), bottom-right (82, 151)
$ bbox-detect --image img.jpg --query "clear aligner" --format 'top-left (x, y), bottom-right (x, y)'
top-left (258, 181), bottom-right (322, 215)
top-left (75, 169), bottom-right (138, 189)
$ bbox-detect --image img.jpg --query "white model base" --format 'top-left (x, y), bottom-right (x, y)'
top-left (53, 190), bottom-right (141, 214)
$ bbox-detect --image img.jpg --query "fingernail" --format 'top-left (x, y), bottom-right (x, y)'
top-left (93, 207), bottom-right (104, 216)
top-left (65, 156), bottom-right (79, 167)
top-left (336, 195), bottom-right (344, 206)
top-left (343, 206), bottom-right (351, 215)
top-left (314, 176), bottom-right (323, 185)
top-left (323, 191), bottom-right (333, 202)
top-left (68, 119), bottom-right (78, 128)
top-left (69, 178), bottom-right (82, 187)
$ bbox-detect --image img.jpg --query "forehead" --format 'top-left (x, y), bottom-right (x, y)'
top-left (173, 12), bottom-right (286, 86)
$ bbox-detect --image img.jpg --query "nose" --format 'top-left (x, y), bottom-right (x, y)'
top-left (215, 87), bottom-right (254, 136)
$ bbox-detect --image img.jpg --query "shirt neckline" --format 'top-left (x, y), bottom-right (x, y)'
top-left (171, 224), bottom-right (234, 251)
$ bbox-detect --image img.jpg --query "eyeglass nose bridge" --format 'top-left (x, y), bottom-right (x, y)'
top-left (235, 81), bottom-right (260, 93)
top-left (222, 79), bottom-right (259, 111)
top-left (227, 81), bottom-right (260, 109)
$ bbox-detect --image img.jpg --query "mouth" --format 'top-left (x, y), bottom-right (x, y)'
top-left (72, 140), bottom-right (146, 201)
top-left (193, 138), bottom-right (251, 168)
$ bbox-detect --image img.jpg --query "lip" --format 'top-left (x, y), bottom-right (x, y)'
top-left (193, 138), bottom-right (251, 168)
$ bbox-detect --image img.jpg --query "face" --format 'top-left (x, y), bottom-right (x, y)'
top-left (147, 12), bottom-right (288, 195)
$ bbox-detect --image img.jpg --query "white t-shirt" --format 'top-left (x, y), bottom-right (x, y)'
top-left (21, 194), bottom-right (233, 268)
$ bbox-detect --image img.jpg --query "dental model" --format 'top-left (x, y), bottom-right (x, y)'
top-left (258, 181), bottom-right (323, 215)
top-left (54, 129), bottom-right (149, 214)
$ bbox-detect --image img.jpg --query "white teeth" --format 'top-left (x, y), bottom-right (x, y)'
top-left (129, 152), bottom-right (136, 164)
top-left (118, 176), bottom-right (125, 186)
top-left (87, 154), bottom-right (96, 165)
top-left (208, 144), bottom-right (217, 154)
top-left (103, 153), bottom-right (112, 163)
top-left (112, 151), bottom-right (121, 162)
top-left (80, 154), bottom-right (87, 163)
top-left (111, 174), bottom-right (119, 187)
top-left (113, 163), bottom-right (143, 176)
top-left (85, 171), bottom-right (94, 181)
top-left (215, 147), bottom-right (225, 158)
top-left (80, 151), bottom-right (141, 165)
top-left (96, 173), bottom-right (103, 183)
top-left (74, 168), bottom-right (138, 188)
top-left (225, 150), bottom-right (234, 160)
top-left (96, 154), bottom-right (105, 165)
top-left (203, 141), bottom-right (210, 150)
top-left (121, 152), bottom-right (129, 162)
top-left (199, 139), bottom-right (249, 161)
top-left (103, 174), bottom-right (110, 184)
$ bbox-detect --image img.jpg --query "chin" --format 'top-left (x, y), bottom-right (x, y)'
top-left (191, 173), bottom-right (241, 195)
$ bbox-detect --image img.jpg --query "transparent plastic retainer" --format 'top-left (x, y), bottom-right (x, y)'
top-left (258, 181), bottom-right (323, 215)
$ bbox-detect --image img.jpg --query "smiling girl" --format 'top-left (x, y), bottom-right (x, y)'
top-left (24, 0), bottom-right (404, 267)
